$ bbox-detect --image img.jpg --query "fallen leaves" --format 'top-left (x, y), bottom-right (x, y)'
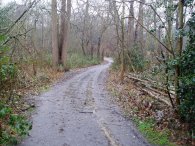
top-left (107, 70), bottom-right (192, 146)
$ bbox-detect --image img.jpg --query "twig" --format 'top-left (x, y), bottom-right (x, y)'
top-left (141, 88), bottom-right (171, 106)
top-left (79, 111), bottom-right (93, 113)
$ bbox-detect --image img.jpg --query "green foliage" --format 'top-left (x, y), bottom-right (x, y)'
top-left (167, 13), bottom-right (195, 139)
top-left (128, 45), bottom-right (148, 71)
top-left (112, 45), bottom-right (149, 72)
top-left (135, 119), bottom-right (175, 146)
top-left (0, 35), bottom-right (17, 98)
top-left (111, 56), bottom-right (120, 70)
top-left (66, 53), bottom-right (100, 69)
top-left (0, 63), bottom-right (17, 81)
top-left (178, 13), bottom-right (195, 124)
top-left (0, 35), bottom-right (31, 145)
top-left (0, 104), bottom-right (32, 145)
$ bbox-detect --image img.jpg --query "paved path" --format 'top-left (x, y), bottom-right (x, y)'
top-left (19, 58), bottom-right (150, 146)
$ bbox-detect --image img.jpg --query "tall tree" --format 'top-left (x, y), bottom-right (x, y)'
top-left (175, 0), bottom-right (184, 106)
top-left (61, 0), bottom-right (71, 67)
top-left (135, 0), bottom-right (145, 49)
top-left (120, 0), bottom-right (125, 81)
top-left (59, 0), bottom-right (66, 64)
top-left (51, 0), bottom-right (59, 68)
top-left (127, 1), bottom-right (134, 48)
top-left (81, 0), bottom-right (89, 56)
top-left (166, 0), bottom-right (174, 54)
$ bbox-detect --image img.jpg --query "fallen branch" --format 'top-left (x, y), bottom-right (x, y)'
top-left (141, 88), bottom-right (172, 106)
top-left (79, 111), bottom-right (93, 114)
top-left (126, 74), bottom-right (175, 95)
top-left (21, 104), bottom-right (35, 112)
top-left (126, 74), bottom-right (175, 107)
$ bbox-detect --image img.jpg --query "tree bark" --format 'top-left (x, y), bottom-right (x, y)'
top-left (51, 0), bottom-right (59, 68)
top-left (153, 5), bottom-right (158, 51)
top-left (127, 1), bottom-right (134, 48)
top-left (166, 0), bottom-right (173, 56)
top-left (97, 37), bottom-right (101, 59)
top-left (59, 0), bottom-right (66, 64)
top-left (62, 0), bottom-right (71, 67)
top-left (120, 0), bottom-right (125, 82)
top-left (135, 0), bottom-right (145, 49)
top-left (139, 0), bottom-right (144, 48)
top-left (81, 0), bottom-right (89, 56)
top-left (175, 0), bottom-right (184, 106)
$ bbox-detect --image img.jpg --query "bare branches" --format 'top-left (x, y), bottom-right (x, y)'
top-left (4, 0), bottom-right (40, 35)
top-left (123, 16), bottom-right (173, 54)
top-left (2, 28), bottom-right (33, 46)
top-left (114, 0), bottom-right (174, 55)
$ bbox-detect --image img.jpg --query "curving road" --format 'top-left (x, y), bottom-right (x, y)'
top-left (19, 58), bottom-right (150, 146)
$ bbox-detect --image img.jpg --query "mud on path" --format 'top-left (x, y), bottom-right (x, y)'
top-left (19, 58), bottom-right (150, 146)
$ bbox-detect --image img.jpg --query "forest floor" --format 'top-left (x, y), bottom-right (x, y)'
top-left (18, 58), bottom-right (150, 146)
top-left (107, 70), bottom-right (191, 146)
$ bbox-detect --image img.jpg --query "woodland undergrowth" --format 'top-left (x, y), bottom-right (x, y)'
top-left (107, 70), bottom-right (192, 146)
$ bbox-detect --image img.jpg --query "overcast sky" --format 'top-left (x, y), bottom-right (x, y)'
top-left (2, 0), bottom-right (23, 5)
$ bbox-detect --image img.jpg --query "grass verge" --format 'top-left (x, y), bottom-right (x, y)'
top-left (66, 53), bottom-right (101, 69)
top-left (134, 118), bottom-right (175, 146)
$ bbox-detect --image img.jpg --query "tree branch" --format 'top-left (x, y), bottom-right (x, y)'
top-left (114, 0), bottom-right (174, 55)
top-left (4, 0), bottom-right (40, 35)
top-left (123, 16), bottom-right (173, 54)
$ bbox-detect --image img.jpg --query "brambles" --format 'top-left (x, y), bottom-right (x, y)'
top-left (0, 104), bottom-right (32, 145)
top-left (177, 13), bottom-right (195, 134)
top-left (0, 35), bottom-right (31, 145)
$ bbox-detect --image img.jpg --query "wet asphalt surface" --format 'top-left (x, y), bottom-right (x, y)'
top-left (19, 58), bottom-right (150, 146)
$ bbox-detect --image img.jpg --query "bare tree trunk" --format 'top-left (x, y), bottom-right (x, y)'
top-left (81, 0), bottom-right (89, 56)
top-left (166, 0), bottom-right (173, 56)
top-left (127, 1), bottom-right (134, 48)
top-left (139, 0), bottom-right (144, 49)
top-left (120, 0), bottom-right (125, 82)
top-left (90, 45), bottom-right (94, 59)
top-left (135, 0), bottom-right (145, 49)
top-left (111, 0), bottom-right (120, 48)
top-left (127, 1), bottom-right (136, 72)
top-left (32, 18), bottom-right (38, 76)
top-left (59, 0), bottom-right (66, 64)
top-left (62, 0), bottom-right (71, 68)
top-left (175, 0), bottom-right (184, 106)
top-left (41, 15), bottom-right (44, 49)
top-left (101, 48), bottom-right (104, 61)
top-left (97, 37), bottom-right (101, 59)
top-left (158, 26), bottom-right (162, 53)
top-left (134, 22), bottom-right (138, 43)
top-left (109, 0), bottom-right (121, 68)
top-left (177, 0), bottom-right (184, 56)
top-left (51, 0), bottom-right (59, 68)
top-left (153, 5), bottom-right (158, 51)
top-left (81, 35), bottom-right (86, 56)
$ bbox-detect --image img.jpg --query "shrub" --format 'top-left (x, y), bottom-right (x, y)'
top-left (0, 104), bottom-right (32, 145)
top-left (0, 35), bottom-right (31, 145)
top-left (178, 13), bottom-right (195, 124)
top-left (112, 45), bottom-right (149, 72)
top-left (66, 53), bottom-right (100, 69)
top-left (128, 45), bottom-right (147, 71)
top-left (0, 35), bottom-right (18, 99)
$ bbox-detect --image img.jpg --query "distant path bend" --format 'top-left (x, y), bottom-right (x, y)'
top-left (19, 58), bottom-right (150, 146)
